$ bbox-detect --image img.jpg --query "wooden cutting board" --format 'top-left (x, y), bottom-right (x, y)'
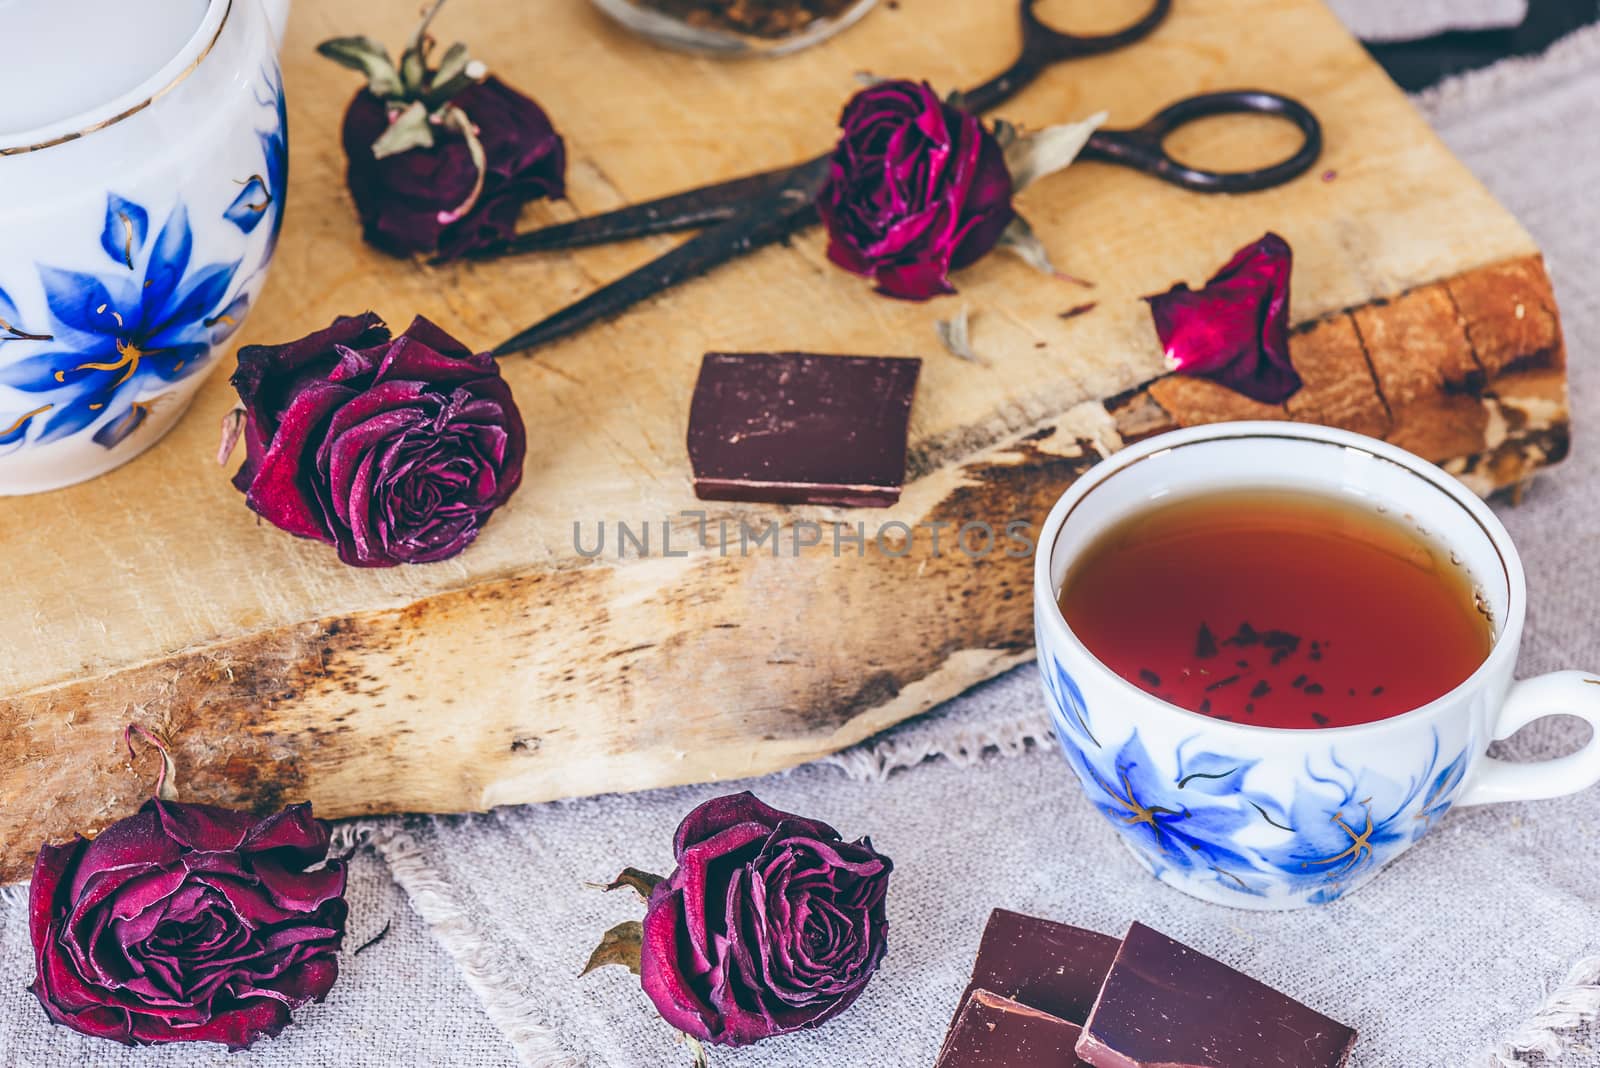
top-left (0, 0), bottom-right (1569, 880)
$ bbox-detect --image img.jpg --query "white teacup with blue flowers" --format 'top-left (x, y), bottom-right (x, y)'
top-left (0, 0), bottom-right (290, 494)
top-left (1034, 421), bottom-right (1600, 910)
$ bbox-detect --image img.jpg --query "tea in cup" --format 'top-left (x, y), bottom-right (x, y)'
top-left (1033, 422), bottom-right (1600, 909)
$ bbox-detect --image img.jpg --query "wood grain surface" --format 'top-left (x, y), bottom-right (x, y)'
top-left (0, 0), bottom-right (1568, 881)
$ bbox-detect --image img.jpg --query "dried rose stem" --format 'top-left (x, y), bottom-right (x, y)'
top-left (409, 0), bottom-right (450, 51)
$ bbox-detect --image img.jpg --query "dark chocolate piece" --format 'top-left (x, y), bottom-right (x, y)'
top-left (949, 910), bottom-right (1120, 1030)
top-left (1076, 923), bottom-right (1357, 1068)
top-left (686, 351), bottom-right (920, 508)
top-left (936, 990), bottom-right (1092, 1067)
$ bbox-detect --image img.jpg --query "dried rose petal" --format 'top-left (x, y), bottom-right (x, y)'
top-left (1146, 232), bottom-right (1302, 404)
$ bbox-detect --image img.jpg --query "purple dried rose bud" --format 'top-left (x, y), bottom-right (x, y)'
top-left (1146, 232), bottom-right (1303, 404)
top-left (639, 792), bottom-right (892, 1047)
top-left (341, 78), bottom-right (565, 260)
top-left (28, 800), bottom-right (346, 1050)
top-left (817, 79), bottom-right (1015, 301)
top-left (228, 312), bottom-right (526, 568)
top-left (320, 4), bottom-right (565, 260)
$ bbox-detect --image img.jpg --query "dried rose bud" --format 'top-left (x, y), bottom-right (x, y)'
top-left (817, 80), bottom-right (1014, 300)
top-left (227, 313), bottom-right (526, 568)
top-left (638, 793), bottom-right (892, 1047)
top-left (319, 2), bottom-right (565, 260)
top-left (28, 800), bottom-right (346, 1050)
top-left (1146, 232), bottom-right (1302, 404)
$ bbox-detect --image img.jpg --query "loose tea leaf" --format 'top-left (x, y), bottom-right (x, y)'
top-left (353, 920), bottom-right (393, 955)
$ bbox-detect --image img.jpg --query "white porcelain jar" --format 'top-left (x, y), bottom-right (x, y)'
top-left (0, 0), bottom-right (291, 494)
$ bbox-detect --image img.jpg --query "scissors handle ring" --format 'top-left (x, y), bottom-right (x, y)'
top-left (962, 0), bottom-right (1173, 114)
top-left (1082, 90), bottom-right (1324, 194)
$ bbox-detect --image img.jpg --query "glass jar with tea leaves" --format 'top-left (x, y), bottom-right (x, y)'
top-left (588, 0), bottom-right (879, 57)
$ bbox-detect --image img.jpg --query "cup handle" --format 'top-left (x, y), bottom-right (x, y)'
top-left (1455, 671), bottom-right (1600, 806)
top-left (261, 0), bottom-right (291, 50)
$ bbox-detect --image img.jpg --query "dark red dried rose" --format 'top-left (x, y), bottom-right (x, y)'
top-left (816, 79), bottom-right (1015, 301)
top-left (341, 78), bottom-right (565, 260)
top-left (1146, 232), bottom-right (1302, 404)
top-left (28, 800), bottom-right (345, 1050)
top-left (228, 312), bottom-right (526, 568)
top-left (639, 792), bottom-right (892, 1047)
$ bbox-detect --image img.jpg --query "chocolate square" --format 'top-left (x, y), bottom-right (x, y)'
top-left (686, 351), bottom-right (921, 507)
top-left (1076, 922), bottom-right (1357, 1068)
top-left (951, 909), bottom-right (1121, 1029)
top-left (936, 990), bottom-right (1093, 1067)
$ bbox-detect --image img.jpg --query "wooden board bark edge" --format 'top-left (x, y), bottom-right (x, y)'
top-left (0, 252), bottom-right (1568, 883)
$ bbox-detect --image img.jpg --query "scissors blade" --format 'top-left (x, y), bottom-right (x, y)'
top-left (464, 161), bottom-right (818, 260)
top-left (493, 196), bottom-right (821, 357)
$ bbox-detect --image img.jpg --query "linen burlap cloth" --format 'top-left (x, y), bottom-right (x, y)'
top-left (5, 18), bottom-right (1600, 1068)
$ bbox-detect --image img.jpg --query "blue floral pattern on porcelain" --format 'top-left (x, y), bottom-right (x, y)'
top-left (0, 200), bottom-right (244, 449)
top-left (0, 59), bottom-right (286, 482)
top-left (1041, 647), bottom-right (1471, 907)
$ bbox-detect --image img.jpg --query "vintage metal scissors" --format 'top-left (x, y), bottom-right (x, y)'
top-left (489, 0), bottom-right (1322, 357)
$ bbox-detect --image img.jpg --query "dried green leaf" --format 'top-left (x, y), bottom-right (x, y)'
top-left (371, 101), bottom-right (436, 160)
top-left (315, 37), bottom-right (404, 99)
top-left (600, 867), bottom-right (665, 902)
top-left (581, 921), bottom-right (643, 977)
top-left (685, 1034), bottom-right (711, 1068)
top-left (1004, 111), bottom-right (1108, 191)
top-left (423, 41), bottom-right (477, 104)
top-left (431, 42), bottom-right (471, 86)
top-left (935, 305), bottom-right (983, 365)
top-left (400, 47), bottom-right (428, 96)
